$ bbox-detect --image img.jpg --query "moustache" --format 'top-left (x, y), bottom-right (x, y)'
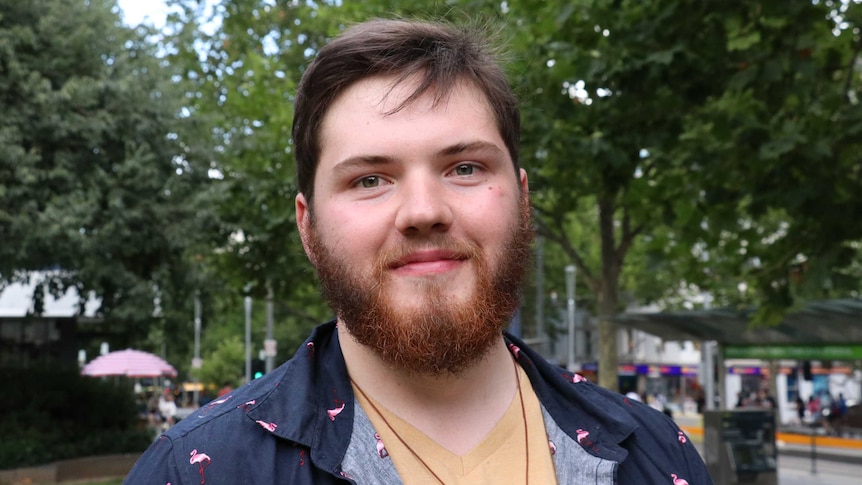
top-left (375, 238), bottom-right (482, 270)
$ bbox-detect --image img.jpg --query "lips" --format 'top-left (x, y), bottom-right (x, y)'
top-left (388, 249), bottom-right (468, 270)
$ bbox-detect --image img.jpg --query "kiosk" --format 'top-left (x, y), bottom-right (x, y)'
top-left (704, 409), bottom-right (777, 484)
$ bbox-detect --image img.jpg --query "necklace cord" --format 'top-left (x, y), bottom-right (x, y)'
top-left (351, 358), bottom-right (529, 485)
top-left (515, 359), bottom-right (529, 485)
top-left (351, 378), bottom-right (446, 484)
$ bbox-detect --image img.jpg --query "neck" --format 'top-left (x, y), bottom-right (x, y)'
top-left (338, 320), bottom-right (518, 454)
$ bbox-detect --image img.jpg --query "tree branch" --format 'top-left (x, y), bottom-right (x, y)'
top-left (616, 205), bottom-right (646, 264)
top-left (532, 207), bottom-right (598, 290)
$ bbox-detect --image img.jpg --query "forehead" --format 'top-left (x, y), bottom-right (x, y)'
top-left (325, 74), bottom-right (493, 127)
top-left (318, 75), bottom-right (499, 154)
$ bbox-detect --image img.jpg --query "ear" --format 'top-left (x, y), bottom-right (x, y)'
top-left (519, 168), bottom-right (529, 197)
top-left (295, 193), bottom-right (317, 266)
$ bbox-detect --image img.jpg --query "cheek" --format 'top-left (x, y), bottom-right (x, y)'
top-left (320, 208), bottom-right (388, 253)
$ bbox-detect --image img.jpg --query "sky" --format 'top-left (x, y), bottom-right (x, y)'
top-left (117, 0), bottom-right (172, 28)
top-left (116, 0), bottom-right (222, 38)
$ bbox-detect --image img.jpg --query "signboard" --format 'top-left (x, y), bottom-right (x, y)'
top-left (724, 344), bottom-right (862, 360)
top-left (264, 339), bottom-right (277, 357)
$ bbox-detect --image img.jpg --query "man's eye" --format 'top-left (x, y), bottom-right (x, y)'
top-left (358, 176), bottom-right (381, 188)
top-left (453, 164), bottom-right (475, 176)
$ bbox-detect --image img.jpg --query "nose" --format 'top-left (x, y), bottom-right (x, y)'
top-left (394, 175), bottom-right (453, 235)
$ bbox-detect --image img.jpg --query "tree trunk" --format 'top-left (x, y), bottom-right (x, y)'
top-left (597, 197), bottom-right (621, 390)
top-left (597, 276), bottom-right (620, 390)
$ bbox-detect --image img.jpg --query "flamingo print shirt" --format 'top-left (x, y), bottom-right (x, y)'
top-left (123, 321), bottom-right (713, 484)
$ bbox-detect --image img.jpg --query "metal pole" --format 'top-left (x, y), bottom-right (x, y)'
top-left (193, 293), bottom-right (201, 406)
top-left (565, 265), bottom-right (577, 372)
top-left (535, 237), bottom-right (545, 355)
top-left (703, 293), bottom-right (717, 411)
top-left (245, 294), bottom-right (252, 383)
top-left (265, 284), bottom-right (275, 374)
top-left (704, 341), bottom-right (716, 411)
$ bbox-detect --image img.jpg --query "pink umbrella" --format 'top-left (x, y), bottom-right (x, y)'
top-left (81, 349), bottom-right (178, 378)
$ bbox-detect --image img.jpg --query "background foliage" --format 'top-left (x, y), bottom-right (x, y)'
top-left (0, 368), bottom-right (151, 469)
top-left (2, 0), bottom-right (862, 394)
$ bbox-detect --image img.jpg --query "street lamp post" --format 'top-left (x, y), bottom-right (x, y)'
top-left (192, 293), bottom-right (201, 406)
top-left (265, 284), bottom-right (275, 374)
top-left (244, 292), bottom-right (252, 383)
top-left (566, 265), bottom-right (577, 372)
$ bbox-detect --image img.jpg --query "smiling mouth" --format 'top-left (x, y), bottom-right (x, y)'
top-left (388, 249), bottom-right (470, 272)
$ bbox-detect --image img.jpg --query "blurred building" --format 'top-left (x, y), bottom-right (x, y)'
top-left (0, 272), bottom-right (101, 369)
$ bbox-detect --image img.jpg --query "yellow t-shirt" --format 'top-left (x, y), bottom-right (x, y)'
top-left (353, 365), bottom-right (557, 485)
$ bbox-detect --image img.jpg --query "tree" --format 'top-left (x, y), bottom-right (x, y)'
top-left (159, 0), bottom-right (338, 337)
top-left (0, 0), bottom-right (216, 347)
top-left (194, 334), bottom-right (245, 390)
top-left (505, 0), bottom-right (862, 388)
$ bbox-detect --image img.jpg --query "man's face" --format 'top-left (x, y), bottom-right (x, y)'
top-left (295, 76), bottom-right (532, 375)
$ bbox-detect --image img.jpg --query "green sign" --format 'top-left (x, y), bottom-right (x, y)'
top-left (723, 344), bottom-right (862, 360)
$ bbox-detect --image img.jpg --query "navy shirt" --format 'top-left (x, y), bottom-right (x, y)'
top-left (124, 321), bottom-right (712, 484)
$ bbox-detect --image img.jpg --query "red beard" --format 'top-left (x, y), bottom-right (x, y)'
top-left (307, 197), bottom-right (533, 376)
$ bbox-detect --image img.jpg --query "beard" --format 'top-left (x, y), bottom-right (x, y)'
top-left (306, 196), bottom-right (534, 376)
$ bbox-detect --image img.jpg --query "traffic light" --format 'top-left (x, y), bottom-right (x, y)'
top-left (251, 359), bottom-right (265, 379)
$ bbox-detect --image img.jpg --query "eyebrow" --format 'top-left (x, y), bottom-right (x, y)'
top-left (435, 140), bottom-right (505, 158)
top-left (331, 155), bottom-right (396, 178)
top-left (331, 140), bottom-right (506, 176)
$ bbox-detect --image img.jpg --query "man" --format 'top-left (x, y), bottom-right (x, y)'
top-left (124, 19), bottom-right (712, 484)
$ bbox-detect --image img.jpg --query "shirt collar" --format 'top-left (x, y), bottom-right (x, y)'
top-left (504, 332), bottom-right (639, 463)
top-left (247, 321), bottom-right (638, 468)
top-left (247, 320), bottom-right (354, 472)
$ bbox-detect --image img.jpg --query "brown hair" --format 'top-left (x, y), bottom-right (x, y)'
top-left (292, 18), bottom-right (520, 204)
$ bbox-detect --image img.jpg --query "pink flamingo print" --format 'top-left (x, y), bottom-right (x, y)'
top-left (306, 342), bottom-right (315, 360)
top-left (572, 373), bottom-right (587, 383)
top-left (576, 429), bottom-right (590, 444)
top-left (671, 473), bottom-right (689, 485)
top-left (677, 431), bottom-right (687, 444)
top-left (375, 433), bottom-right (389, 458)
top-left (256, 420), bottom-right (278, 432)
top-left (238, 400), bottom-right (256, 412)
top-left (208, 396), bottom-right (231, 407)
top-left (548, 440), bottom-right (557, 455)
top-left (508, 343), bottom-right (522, 359)
top-left (189, 449), bottom-right (211, 484)
top-left (575, 428), bottom-right (598, 451)
top-left (328, 402), bottom-right (345, 421)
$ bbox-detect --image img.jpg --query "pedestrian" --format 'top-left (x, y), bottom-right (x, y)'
top-left (837, 393), bottom-right (848, 417)
top-left (695, 389), bottom-right (706, 414)
top-left (756, 389), bottom-right (776, 409)
top-left (735, 391), bottom-right (747, 408)
top-left (124, 18), bottom-right (712, 484)
top-left (157, 389), bottom-right (177, 429)
top-left (808, 395), bottom-right (821, 417)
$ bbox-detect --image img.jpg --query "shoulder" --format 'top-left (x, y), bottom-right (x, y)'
top-left (126, 365), bottom-right (319, 483)
top-left (571, 382), bottom-right (712, 484)
top-left (502, 335), bottom-right (712, 484)
top-left (160, 374), bottom-right (281, 447)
